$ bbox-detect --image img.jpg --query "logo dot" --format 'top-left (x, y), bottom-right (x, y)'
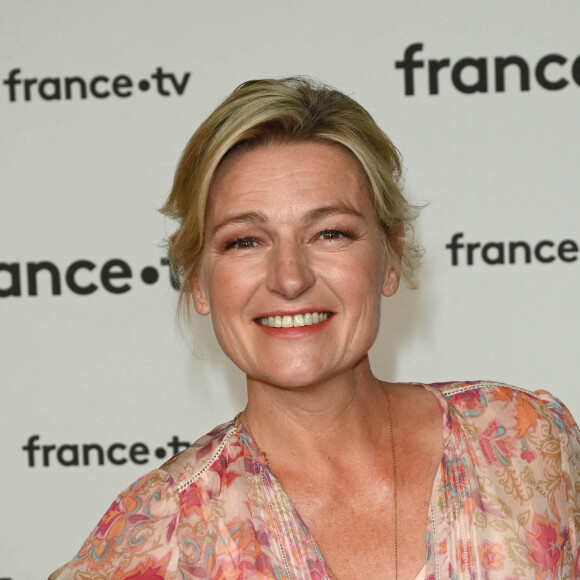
top-left (138, 79), bottom-right (150, 91)
top-left (141, 266), bottom-right (159, 284)
top-left (155, 447), bottom-right (167, 459)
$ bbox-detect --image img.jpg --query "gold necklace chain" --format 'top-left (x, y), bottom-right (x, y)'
top-left (384, 384), bottom-right (398, 580)
top-left (241, 382), bottom-right (398, 580)
top-left (242, 410), bottom-right (269, 466)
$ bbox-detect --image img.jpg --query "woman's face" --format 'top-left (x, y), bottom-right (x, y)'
top-left (192, 141), bottom-right (400, 389)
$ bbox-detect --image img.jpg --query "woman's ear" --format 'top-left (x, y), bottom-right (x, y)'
top-left (191, 274), bottom-right (210, 316)
top-left (382, 224), bottom-right (404, 298)
top-left (382, 265), bottom-right (400, 298)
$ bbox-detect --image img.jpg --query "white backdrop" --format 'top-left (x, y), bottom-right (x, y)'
top-left (1, 2), bottom-right (579, 578)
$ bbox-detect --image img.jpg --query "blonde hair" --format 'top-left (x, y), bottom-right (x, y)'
top-left (161, 77), bottom-right (422, 312)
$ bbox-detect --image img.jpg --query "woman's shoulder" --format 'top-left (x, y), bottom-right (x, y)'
top-left (422, 380), bottom-right (580, 479)
top-left (49, 419), bottom-right (241, 579)
top-left (424, 379), bottom-right (578, 435)
top-left (422, 381), bottom-right (580, 576)
top-left (160, 419), bottom-right (240, 488)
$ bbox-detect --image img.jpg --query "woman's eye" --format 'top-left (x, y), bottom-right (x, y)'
top-left (225, 237), bottom-right (259, 250)
top-left (319, 229), bottom-right (349, 241)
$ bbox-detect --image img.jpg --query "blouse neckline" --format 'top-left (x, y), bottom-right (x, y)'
top-left (233, 382), bottom-right (452, 579)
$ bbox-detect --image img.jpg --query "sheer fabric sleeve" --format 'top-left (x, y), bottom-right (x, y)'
top-left (431, 382), bottom-right (580, 578)
top-left (48, 468), bottom-right (181, 579)
top-left (535, 389), bottom-right (580, 574)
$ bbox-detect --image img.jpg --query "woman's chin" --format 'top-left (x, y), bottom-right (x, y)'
top-left (246, 365), bottom-right (338, 392)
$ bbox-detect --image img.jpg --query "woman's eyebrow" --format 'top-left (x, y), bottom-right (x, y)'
top-left (212, 211), bottom-right (267, 233)
top-left (211, 205), bottom-right (364, 234)
top-left (303, 205), bottom-right (365, 222)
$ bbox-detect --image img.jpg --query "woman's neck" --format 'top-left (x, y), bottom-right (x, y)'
top-left (243, 356), bottom-right (395, 468)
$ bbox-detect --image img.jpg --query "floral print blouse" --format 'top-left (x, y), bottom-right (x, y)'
top-left (50, 381), bottom-right (580, 579)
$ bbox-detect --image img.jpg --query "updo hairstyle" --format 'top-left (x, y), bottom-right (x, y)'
top-left (161, 76), bottom-right (422, 312)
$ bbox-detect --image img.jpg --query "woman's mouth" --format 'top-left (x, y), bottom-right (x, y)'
top-left (257, 312), bottom-right (331, 328)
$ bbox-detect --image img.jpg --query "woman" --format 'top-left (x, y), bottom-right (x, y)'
top-left (50, 77), bottom-right (580, 579)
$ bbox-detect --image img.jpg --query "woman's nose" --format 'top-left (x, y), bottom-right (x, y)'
top-left (266, 241), bottom-right (315, 299)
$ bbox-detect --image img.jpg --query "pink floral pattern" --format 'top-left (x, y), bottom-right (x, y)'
top-left (526, 514), bottom-right (566, 578)
top-left (50, 382), bottom-right (580, 579)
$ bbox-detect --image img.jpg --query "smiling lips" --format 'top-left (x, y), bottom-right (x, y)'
top-left (257, 312), bottom-right (331, 328)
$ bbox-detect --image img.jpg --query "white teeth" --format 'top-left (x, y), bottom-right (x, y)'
top-left (258, 312), bottom-right (330, 328)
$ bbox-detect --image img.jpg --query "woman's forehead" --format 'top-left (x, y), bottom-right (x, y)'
top-left (206, 141), bottom-right (373, 219)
